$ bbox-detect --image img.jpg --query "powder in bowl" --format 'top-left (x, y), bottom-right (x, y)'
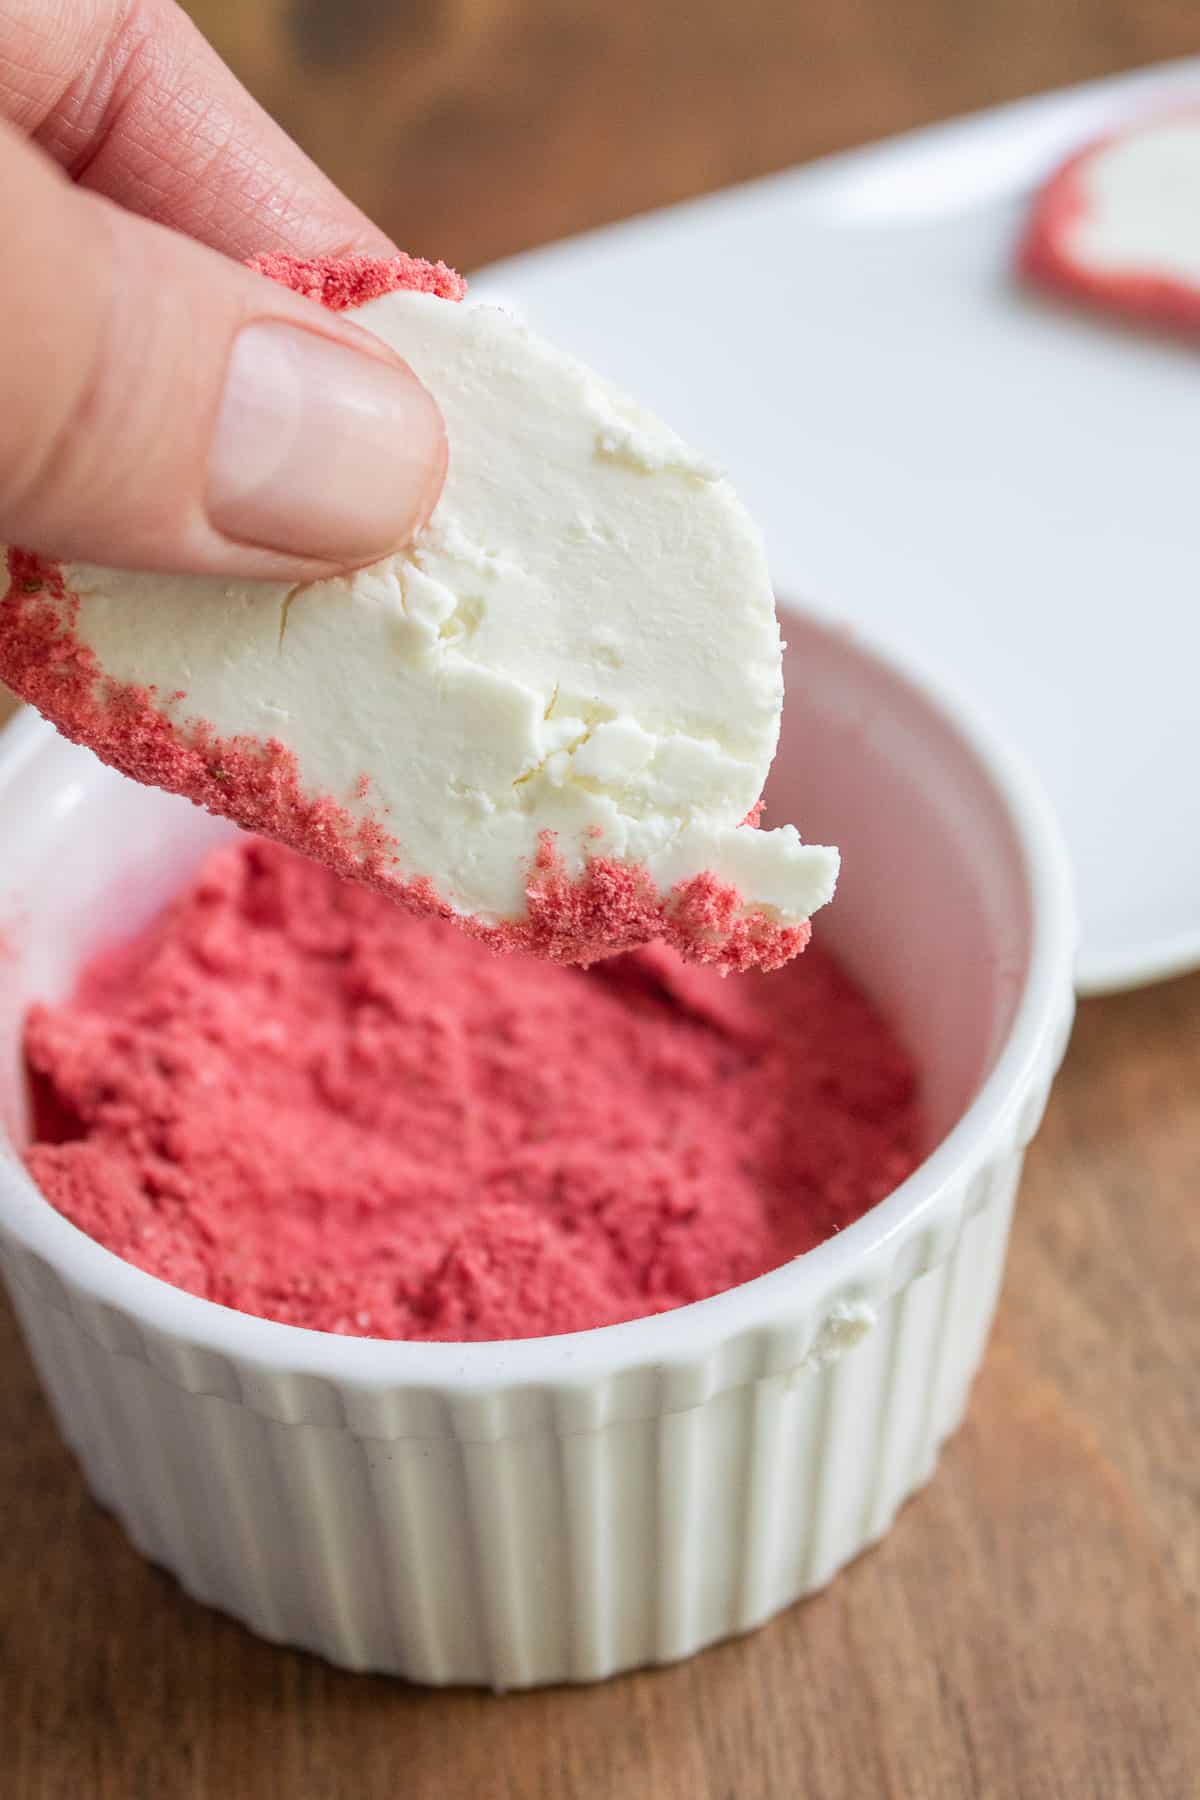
top-left (24, 838), bottom-right (920, 1340)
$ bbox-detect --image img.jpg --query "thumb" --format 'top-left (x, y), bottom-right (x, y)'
top-left (0, 122), bottom-right (446, 580)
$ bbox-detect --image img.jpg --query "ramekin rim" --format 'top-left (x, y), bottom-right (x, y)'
top-left (0, 608), bottom-right (1077, 1391)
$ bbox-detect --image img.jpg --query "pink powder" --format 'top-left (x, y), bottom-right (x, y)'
top-left (245, 251), bottom-right (466, 309)
top-left (24, 839), bottom-right (920, 1341)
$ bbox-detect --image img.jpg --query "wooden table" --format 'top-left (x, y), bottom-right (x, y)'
top-left (3, 4), bottom-right (1198, 1794)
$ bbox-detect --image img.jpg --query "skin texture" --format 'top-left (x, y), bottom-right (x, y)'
top-left (0, 0), bottom-right (447, 579)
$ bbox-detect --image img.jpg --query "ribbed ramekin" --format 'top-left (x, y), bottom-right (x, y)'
top-left (0, 608), bottom-right (1076, 1687)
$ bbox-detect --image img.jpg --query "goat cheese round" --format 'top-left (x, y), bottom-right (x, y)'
top-left (0, 257), bottom-right (838, 969)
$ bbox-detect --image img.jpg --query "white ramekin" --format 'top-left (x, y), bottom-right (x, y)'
top-left (0, 608), bottom-right (1076, 1687)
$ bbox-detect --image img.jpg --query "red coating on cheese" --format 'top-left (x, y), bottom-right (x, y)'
top-left (245, 250), bottom-right (466, 309)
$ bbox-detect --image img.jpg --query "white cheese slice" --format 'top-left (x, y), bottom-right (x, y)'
top-left (27, 291), bottom-right (839, 932)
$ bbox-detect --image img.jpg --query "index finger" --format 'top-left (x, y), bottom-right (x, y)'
top-left (0, 0), bottom-right (396, 260)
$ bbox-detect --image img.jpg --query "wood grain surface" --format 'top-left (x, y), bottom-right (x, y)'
top-left (2, 3), bottom-right (1199, 1795)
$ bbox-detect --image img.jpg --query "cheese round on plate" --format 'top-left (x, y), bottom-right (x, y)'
top-left (1020, 112), bottom-right (1200, 338)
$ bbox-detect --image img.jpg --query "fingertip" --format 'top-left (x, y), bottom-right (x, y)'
top-left (206, 321), bottom-right (447, 565)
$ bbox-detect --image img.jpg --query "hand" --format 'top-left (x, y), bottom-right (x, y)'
top-left (0, 0), bottom-right (447, 581)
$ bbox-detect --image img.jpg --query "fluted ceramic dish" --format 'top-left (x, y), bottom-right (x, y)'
top-left (0, 605), bottom-right (1075, 1687)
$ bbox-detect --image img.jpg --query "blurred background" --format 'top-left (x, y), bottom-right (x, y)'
top-left (182, 0), bottom-right (1197, 273)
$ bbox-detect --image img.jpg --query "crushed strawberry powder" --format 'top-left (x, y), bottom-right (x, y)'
top-left (244, 250), bottom-right (466, 309)
top-left (0, 546), bottom-right (805, 972)
top-left (24, 839), bottom-right (921, 1341)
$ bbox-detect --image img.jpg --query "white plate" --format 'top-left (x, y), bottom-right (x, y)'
top-left (474, 59), bottom-right (1200, 995)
